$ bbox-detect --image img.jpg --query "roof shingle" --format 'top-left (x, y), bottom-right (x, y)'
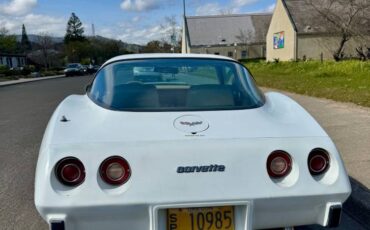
top-left (186, 14), bottom-right (272, 47)
top-left (283, 0), bottom-right (370, 34)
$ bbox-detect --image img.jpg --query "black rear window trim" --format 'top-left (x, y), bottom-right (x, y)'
top-left (90, 97), bottom-right (265, 112)
top-left (90, 57), bottom-right (257, 84)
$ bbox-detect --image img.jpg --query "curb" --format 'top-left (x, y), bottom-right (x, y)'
top-left (0, 75), bottom-right (65, 87)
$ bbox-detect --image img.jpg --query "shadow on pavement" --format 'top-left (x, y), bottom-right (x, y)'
top-left (344, 177), bottom-right (370, 228)
top-left (296, 177), bottom-right (370, 230)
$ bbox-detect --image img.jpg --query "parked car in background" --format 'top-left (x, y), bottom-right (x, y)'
top-left (64, 63), bottom-right (84, 77)
top-left (82, 65), bottom-right (89, 75)
top-left (86, 64), bottom-right (100, 74)
top-left (35, 54), bottom-right (351, 230)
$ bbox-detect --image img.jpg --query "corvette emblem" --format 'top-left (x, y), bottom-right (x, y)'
top-left (174, 115), bottom-right (209, 134)
top-left (180, 121), bottom-right (203, 126)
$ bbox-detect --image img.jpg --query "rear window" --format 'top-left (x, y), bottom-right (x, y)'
top-left (88, 58), bottom-right (265, 111)
top-left (67, 64), bottom-right (79, 68)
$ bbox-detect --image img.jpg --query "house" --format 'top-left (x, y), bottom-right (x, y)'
top-left (266, 0), bottom-right (370, 61)
top-left (182, 14), bottom-right (272, 60)
top-left (0, 53), bottom-right (27, 68)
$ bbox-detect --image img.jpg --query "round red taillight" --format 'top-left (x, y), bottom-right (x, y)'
top-left (267, 151), bottom-right (292, 178)
top-left (55, 157), bottom-right (85, 186)
top-left (308, 148), bottom-right (330, 175)
top-left (99, 156), bottom-right (131, 185)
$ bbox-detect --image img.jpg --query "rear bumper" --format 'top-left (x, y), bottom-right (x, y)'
top-left (41, 196), bottom-right (345, 230)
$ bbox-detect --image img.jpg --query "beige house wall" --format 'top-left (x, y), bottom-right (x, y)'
top-left (190, 44), bottom-right (266, 60)
top-left (297, 35), bottom-right (370, 60)
top-left (266, 0), bottom-right (296, 61)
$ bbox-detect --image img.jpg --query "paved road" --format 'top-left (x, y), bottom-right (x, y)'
top-left (0, 76), bottom-right (92, 230)
top-left (0, 76), bottom-right (368, 229)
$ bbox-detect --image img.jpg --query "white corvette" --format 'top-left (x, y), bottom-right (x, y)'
top-left (35, 54), bottom-right (351, 230)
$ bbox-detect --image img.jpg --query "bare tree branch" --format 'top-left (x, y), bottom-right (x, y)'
top-left (37, 33), bottom-right (53, 70)
top-left (235, 28), bottom-right (253, 52)
top-left (0, 27), bottom-right (9, 36)
top-left (305, 0), bottom-right (370, 60)
top-left (160, 15), bottom-right (181, 52)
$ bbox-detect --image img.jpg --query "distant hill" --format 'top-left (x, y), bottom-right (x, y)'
top-left (15, 34), bottom-right (142, 53)
top-left (91, 35), bottom-right (142, 53)
top-left (16, 34), bottom-right (64, 43)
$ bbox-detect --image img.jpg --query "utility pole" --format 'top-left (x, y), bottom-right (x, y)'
top-left (92, 24), bottom-right (96, 37)
top-left (182, 0), bottom-right (188, 54)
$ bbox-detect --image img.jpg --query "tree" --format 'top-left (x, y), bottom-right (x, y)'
top-left (305, 0), bottom-right (370, 61)
top-left (143, 40), bottom-right (162, 53)
top-left (235, 29), bottom-right (254, 59)
top-left (0, 27), bottom-right (17, 53)
top-left (356, 45), bottom-right (370, 60)
top-left (21, 24), bottom-right (32, 52)
top-left (0, 27), bottom-right (7, 35)
top-left (64, 12), bottom-right (85, 44)
top-left (142, 40), bottom-right (172, 53)
top-left (37, 33), bottom-right (53, 70)
top-left (86, 37), bottom-right (132, 63)
top-left (236, 29), bottom-right (253, 44)
top-left (65, 41), bottom-right (90, 63)
top-left (235, 29), bottom-right (253, 49)
top-left (64, 12), bottom-right (87, 62)
top-left (160, 16), bottom-right (181, 53)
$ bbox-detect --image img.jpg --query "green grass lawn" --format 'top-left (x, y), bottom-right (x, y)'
top-left (243, 60), bottom-right (370, 107)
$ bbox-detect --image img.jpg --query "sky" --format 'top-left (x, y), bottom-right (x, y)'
top-left (0, 0), bottom-right (276, 44)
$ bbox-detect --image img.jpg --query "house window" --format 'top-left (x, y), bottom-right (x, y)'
top-left (214, 52), bottom-right (220, 55)
top-left (241, 50), bottom-right (248, 58)
top-left (0, 57), bottom-right (3, 65)
top-left (7, 57), bottom-right (12, 68)
top-left (228, 51), bottom-right (233, 57)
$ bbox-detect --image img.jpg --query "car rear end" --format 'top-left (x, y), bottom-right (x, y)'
top-left (64, 63), bottom-right (83, 77)
top-left (35, 136), bottom-right (350, 230)
top-left (35, 55), bottom-right (351, 230)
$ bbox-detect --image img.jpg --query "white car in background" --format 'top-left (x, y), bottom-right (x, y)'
top-left (35, 54), bottom-right (351, 230)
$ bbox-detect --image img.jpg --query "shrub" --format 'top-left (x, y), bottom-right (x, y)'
top-left (21, 66), bottom-right (32, 76)
top-left (0, 65), bottom-right (8, 71)
top-left (0, 65), bottom-right (10, 76)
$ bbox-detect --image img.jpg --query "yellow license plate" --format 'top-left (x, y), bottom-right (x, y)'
top-left (167, 206), bottom-right (235, 230)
